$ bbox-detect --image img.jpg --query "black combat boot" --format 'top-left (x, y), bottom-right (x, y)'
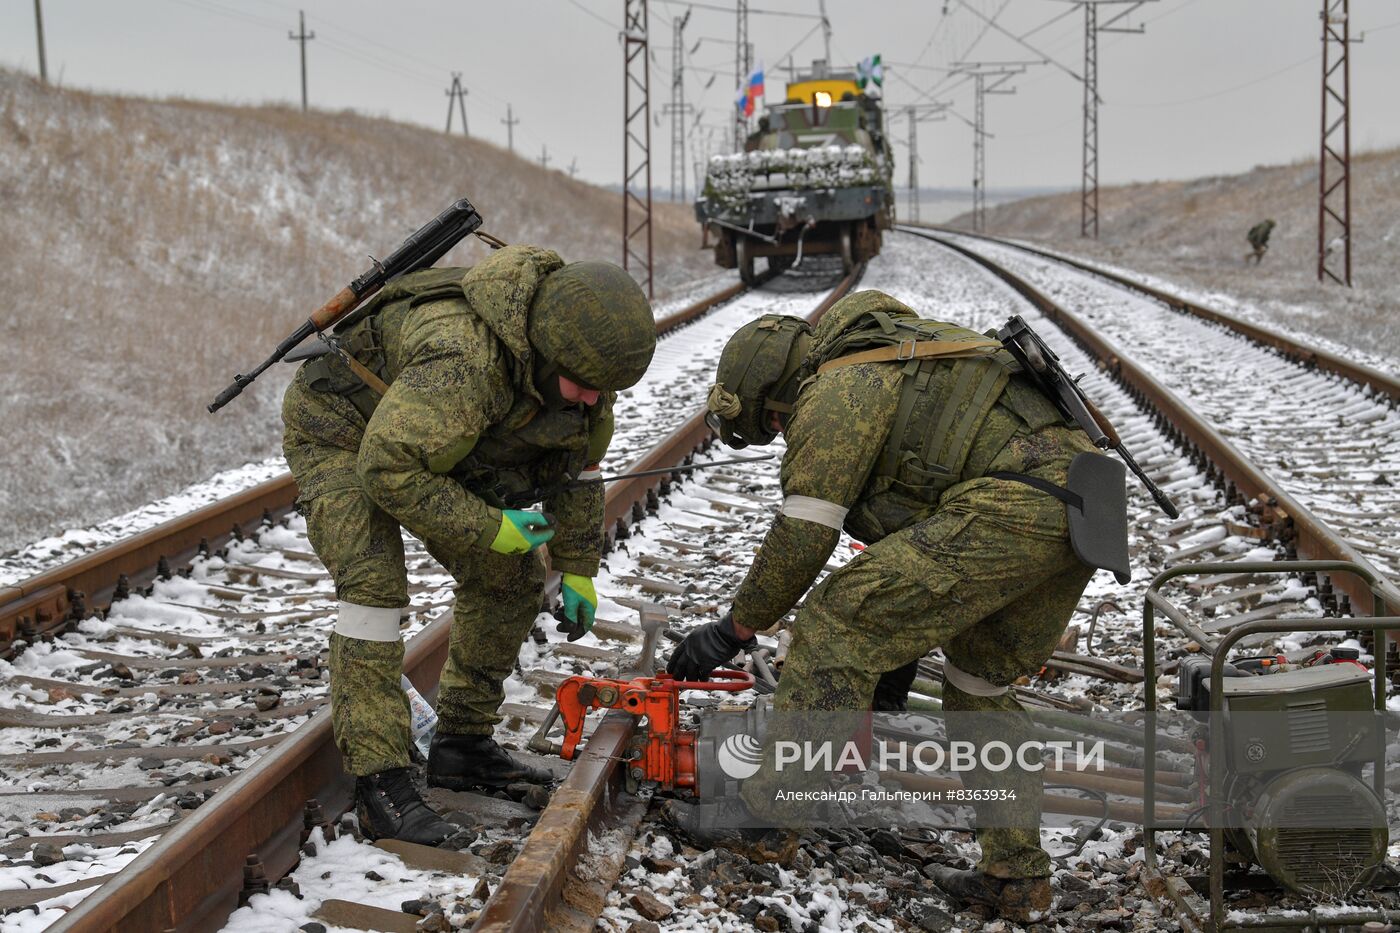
top-left (924, 865), bottom-right (1053, 923)
top-left (355, 767), bottom-right (455, 846)
top-left (426, 733), bottom-right (553, 791)
top-left (659, 798), bottom-right (799, 865)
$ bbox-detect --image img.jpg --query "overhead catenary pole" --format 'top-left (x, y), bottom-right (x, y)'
top-left (288, 10), bottom-right (315, 112)
top-left (623, 0), bottom-right (654, 298)
top-left (1318, 0), bottom-right (1353, 286)
top-left (734, 0), bottom-right (750, 148)
top-left (501, 103), bottom-right (519, 154)
top-left (444, 73), bottom-right (469, 136)
top-left (567, 158), bottom-right (579, 179)
top-left (818, 0), bottom-right (832, 63)
top-left (902, 103), bottom-right (950, 224)
top-left (663, 7), bottom-right (695, 202)
top-left (1072, 1), bottom-right (1155, 239)
top-left (33, 0), bottom-right (47, 84)
top-left (539, 144), bottom-right (551, 170)
top-left (953, 62), bottom-right (1029, 233)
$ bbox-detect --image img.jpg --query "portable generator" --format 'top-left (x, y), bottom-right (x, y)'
top-left (1142, 559), bottom-right (1400, 931)
top-left (1176, 646), bottom-right (1387, 895)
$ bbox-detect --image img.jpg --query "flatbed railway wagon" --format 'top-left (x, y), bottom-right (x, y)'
top-left (695, 60), bottom-right (894, 283)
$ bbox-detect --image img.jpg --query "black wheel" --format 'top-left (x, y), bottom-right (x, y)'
top-left (766, 255), bottom-right (794, 275)
top-left (736, 236), bottom-right (758, 286)
top-left (839, 224), bottom-right (855, 274)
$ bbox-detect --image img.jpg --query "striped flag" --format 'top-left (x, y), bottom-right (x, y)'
top-left (736, 61), bottom-right (765, 117)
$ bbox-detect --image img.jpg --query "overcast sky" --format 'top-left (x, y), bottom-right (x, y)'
top-left (3, 0), bottom-right (1398, 193)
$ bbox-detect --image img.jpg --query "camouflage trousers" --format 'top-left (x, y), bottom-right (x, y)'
top-left (284, 387), bottom-right (544, 777)
top-left (740, 472), bottom-right (1094, 879)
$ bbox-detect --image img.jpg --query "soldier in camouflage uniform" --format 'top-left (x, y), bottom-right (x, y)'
top-left (667, 290), bottom-right (1102, 922)
top-left (1247, 219), bottom-right (1276, 264)
top-left (282, 245), bottom-right (656, 845)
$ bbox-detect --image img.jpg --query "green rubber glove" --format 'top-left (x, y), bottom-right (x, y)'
top-left (487, 509), bottom-right (555, 554)
top-left (558, 573), bottom-right (598, 640)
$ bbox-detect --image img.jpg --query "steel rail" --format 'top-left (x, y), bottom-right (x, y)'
top-left (37, 269), bottom-right (853, 933)
top-left (471, 264), bottom-right (865, 933)
top-left (899, 223), bottom-right (1400, 405)
top-left (0, 280), bottom-right (756, 658)
top-left (906, 228), bottom-right (1400, 619)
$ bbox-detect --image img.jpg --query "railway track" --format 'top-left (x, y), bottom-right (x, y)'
top-left (4, 232), bottom-right (1396, 932)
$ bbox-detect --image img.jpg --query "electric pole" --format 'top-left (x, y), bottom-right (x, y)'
top-left (818, 0), bottom-right (832, 64)
top-left (539, 144), bottom-right (551, 170)
top-left (445, 73), bottom-right (469, 136)
top-left (735, 0), bottom-right (750, 148)
top-left (663, 8), bottom-right (695, 202)
top-left (500, 104), bottom-right (519, 154)
top-left (623, 0), bottom-right (654, 298)
top-left (568, 158), bottom-right (579, 179)
top-left (1070, 1), bottom-right (1155, 239)
top-left (902, 103), bottom-right (949, 224)
top-left (288, 10), bottom-right (315, 112)
top-left (33, 0), bottom-right (47, 84)
top-left (1318, 0), bottom-right (1354, 286)
top-left (954, 62), bottom-right (1030, 232)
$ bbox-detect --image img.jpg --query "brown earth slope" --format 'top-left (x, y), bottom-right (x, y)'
top-left (0, 70), bottom-right (714, 553)
top-left (950, 149), bottom-right (1400, 368)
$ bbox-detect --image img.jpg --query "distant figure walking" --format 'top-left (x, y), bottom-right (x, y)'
top-left (1246, 219), bottom-right (1276, 264)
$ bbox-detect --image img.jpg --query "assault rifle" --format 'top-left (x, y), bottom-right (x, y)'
top-left (499, 454), bottom-right (775, 508)
top-left (209, 198), bottom-right (497, 413)
top-left (998, 315), bottom-right (1179, 519)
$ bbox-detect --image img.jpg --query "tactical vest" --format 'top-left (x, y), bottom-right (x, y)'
top-left (805, 302), bottom-right (1068, 531)
top-left (300, 268), bottom-right (601, 506)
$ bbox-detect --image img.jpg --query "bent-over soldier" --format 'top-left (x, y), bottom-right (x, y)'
top-left (667, 290), bottom-right (1106, 922)
top-left (282, 245), bottom-right (656, 845)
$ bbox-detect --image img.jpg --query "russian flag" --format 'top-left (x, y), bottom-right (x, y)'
top-left (736, 61), bottom-right (765, 117)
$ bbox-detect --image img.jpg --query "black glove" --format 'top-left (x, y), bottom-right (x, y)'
top-left (667, 612), bottom-right (757, 681)
top-left (872, 658), bottom-right (921, 711)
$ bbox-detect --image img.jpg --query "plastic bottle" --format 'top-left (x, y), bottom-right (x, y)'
top-left (400, 674), bottom-right (438, 760)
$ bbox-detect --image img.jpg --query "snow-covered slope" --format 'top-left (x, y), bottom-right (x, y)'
top-left (0, 69), bottom-right (715, 554)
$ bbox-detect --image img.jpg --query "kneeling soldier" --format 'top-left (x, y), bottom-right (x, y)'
top-left (668, 290), bottom-right (1103, 922)
top-left (283, 245), bottom-right (656, 845)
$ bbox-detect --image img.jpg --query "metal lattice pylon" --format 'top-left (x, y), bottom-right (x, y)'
top-left (734, 0), bottom-right (750, 149)
top-left (1081, 3), bottom-right (1099, 238)
top-left (1318, 0), bottom-right (1352, 286)
top-left (623, 0), bottom-right (654, 298)
top-left (664, 8), bottom-right (694, 202)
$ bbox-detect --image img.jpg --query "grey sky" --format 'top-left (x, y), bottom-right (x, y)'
top-left (2, 0), bottom-right (1397, 192)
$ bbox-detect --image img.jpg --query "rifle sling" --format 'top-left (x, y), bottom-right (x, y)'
top-left (815, 338), bottom-right (1003, 374)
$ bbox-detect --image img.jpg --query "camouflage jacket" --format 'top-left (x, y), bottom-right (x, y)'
top-left (296, 245), bottom-right (613, 577)
top-left (730, 292), bottom-right (1081, 632)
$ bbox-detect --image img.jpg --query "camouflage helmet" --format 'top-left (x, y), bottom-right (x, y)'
top-left (706, 314), bottom-right (813, 448)
top-left (528, 261), bottom-right (656, 391)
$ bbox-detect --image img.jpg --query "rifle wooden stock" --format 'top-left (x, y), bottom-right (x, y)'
top-left (1084, 397), bottom-right (1121, 448)
top-left (308, 286), bottom-right (360, 330)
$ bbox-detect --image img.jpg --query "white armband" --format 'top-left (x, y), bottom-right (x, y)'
top-left (577, 468), bottom-right (603, 481)
top-left (942, 658), bottom-right (1009, 697)
top-left (334, 602), bottom-right (403, 642)
top-left (779, 495), bottom-right (849, 531)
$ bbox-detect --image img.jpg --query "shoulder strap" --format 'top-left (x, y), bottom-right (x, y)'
top-left (816, 337), bottom-right (1003, 374)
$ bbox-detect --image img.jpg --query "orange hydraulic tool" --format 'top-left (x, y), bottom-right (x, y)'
top-left (552, 669), bottom-right (753, 795)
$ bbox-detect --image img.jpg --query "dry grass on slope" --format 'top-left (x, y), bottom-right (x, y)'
top-left (0, 70), bottom-right (714, 554)
top-left (953, 149), bottom-right (1400, 368)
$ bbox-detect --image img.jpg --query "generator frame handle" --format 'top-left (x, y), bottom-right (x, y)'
top-left (1140, 559), bottom-right (1400, 931)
